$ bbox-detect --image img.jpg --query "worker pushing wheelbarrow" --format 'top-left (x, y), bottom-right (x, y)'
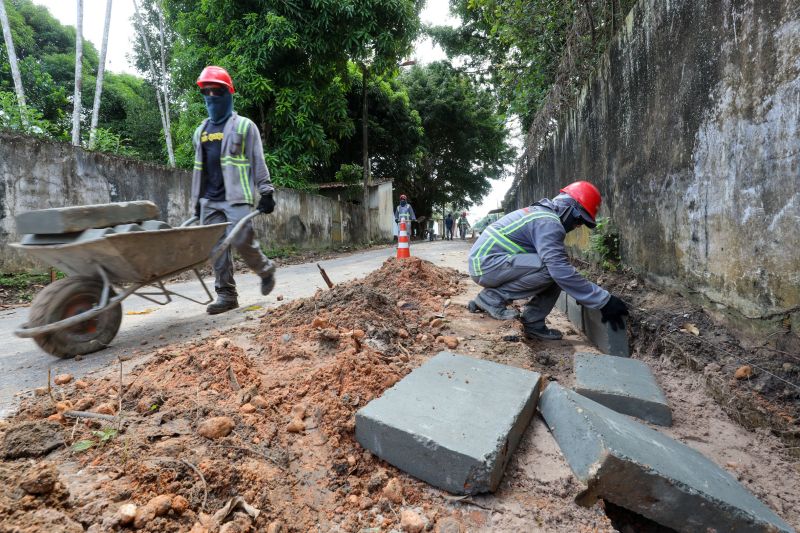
top-left (11, 200), bottom-right (267, 358)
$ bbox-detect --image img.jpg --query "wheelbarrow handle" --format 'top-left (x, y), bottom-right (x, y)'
top-left (209, 210), bottom-right (263, 264)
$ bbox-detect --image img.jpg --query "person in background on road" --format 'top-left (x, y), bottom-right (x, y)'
top-left (458, 211), bottom-right (471, 240)
top-left (192, 66), bottom-right (277, 315)
top-left (395, 194), bottom-right (416, 239)
top-left (444, 212), bottom-right (454, 240)
top-left (467, 181), bottom-right (628, 340)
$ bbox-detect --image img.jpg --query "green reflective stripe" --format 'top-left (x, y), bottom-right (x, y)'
top-left (485, 226), bottom-right (526, 254)
top-left (239, 120), bottom-right (250, 156)
top-left (238, 165), bottom-right (253, 203)
top-left (500, 211), bottom-right (561, 235)
top-left (471, 234), bottom-right (496, 276)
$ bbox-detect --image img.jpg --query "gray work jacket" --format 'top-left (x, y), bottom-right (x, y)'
top-left (468, 199), bottom-right (610, 309)
top-left (191, 112), bottom-right (274, 207)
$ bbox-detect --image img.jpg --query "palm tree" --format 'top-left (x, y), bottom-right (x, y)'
top-left (133, 0), bottom-right (174, 166)
top-left (89, 0), bottom-right (113, 148)
top-left (71, 0), bottom-right (84, 146)
top-left (0, 0), bottom-right (27, 125)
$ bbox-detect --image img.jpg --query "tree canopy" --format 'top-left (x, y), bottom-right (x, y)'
top-left (0, 0), bottom-right (162, 157)
top-left (429, 0), bottom-right (637, 132)
top-left (398, 62), bottom-right (513, 218)
top-left (163, 0), bottom-right (424, 187)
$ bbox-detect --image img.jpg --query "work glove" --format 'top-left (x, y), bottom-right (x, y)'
top-left (600, 295), bottom-right (629, 331)
top-left (194, 203), bottom-right (201, 219)
top-left (257, 192), bottom-right (275, 214)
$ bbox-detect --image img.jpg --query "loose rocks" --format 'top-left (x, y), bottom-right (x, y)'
top-left (54, 374), bottom-right (73, 385)
top-left (197, 417), bottom-right (234, 439)
top-left (1, 420), bottom-right (64, 459)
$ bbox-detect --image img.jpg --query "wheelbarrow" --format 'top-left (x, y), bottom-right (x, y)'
top-left (11, 209), bottom-right (262, 358)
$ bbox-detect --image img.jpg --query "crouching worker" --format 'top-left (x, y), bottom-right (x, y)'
top-left (192, 65), bottom-right (277, 315)
top-left (467, 181), bottom-right (628, 340)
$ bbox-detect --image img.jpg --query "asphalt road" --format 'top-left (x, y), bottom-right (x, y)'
top-left (0, 239), bottom-right (472, 417)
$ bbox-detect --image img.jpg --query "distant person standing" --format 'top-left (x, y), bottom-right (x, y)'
top-left (394, 194), bottom-right (416, 238)
top-left (445, 212), bottom-right (454, 240)
top-left (458, 211), bottom-right (471, 239)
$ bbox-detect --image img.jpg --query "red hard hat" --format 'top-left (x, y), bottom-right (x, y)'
top-left (399, 194), bottom-right (407, 200)
top-left (197, 66), bottom-right (235, 93)
top-left (560, 181), bottom-right (601, 221)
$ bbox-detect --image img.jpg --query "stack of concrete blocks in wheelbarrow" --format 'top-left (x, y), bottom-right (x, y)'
top-left (355, 351), bottom-right (541, 495)
top-left (15, 201), bottom-right (171, 245)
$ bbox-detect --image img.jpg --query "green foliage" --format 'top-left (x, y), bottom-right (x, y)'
top-left (86, 128), bottom-right (139, 158)
top-left (334, 163), bottom-right (363, 183)
top-left (163, 0), bottom-right (424, 183)
top-left (430, 0), bottom-right (637, 131)
top-left (0, 91), bottom-right (57, 136)
top-left (261, 244), bottom-right (300, 259)
top-left (587, 216), bottom-right (620, 270)
top-left (397, 62), bottom-right (513, 217)
top-left (71, 427), bottom-right (118, 453)
top-left (0, 270), bottom-right (64, 302)
top-left (0, 0), bottom-right (164, 160)
top-left (71, 439), bottom-right (94, 453)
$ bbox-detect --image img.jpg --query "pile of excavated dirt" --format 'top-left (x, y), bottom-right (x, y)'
top-left (1, 258), bottom-right (509, 533)
top-left (6, 254), bottom-right (794, 532)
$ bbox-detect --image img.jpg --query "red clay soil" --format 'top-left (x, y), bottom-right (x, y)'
top-left (3, 258), bottom-right (545, 533)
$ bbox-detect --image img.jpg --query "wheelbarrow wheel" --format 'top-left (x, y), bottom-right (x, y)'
top-left (27, 276), bottom-right (122, 358)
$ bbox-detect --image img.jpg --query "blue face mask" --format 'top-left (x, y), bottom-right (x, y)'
top-left (400, 200), bottom-right (407, 206)
top-left (204, 91), bottom-right (233, 125)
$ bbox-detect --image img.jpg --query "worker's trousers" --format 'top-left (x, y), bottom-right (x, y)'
top-left (202, 200), bottom-right (273, 299)
top-left (471, 253), bottom-right (561, 327)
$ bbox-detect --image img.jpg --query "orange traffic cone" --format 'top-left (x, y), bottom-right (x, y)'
top-left (397, 219), bottom-right (411, 258)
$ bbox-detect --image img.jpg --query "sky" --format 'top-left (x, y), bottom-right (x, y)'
top-left (32, 0), bottom-right (514, 222)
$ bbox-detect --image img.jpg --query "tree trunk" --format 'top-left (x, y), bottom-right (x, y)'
top-left (0, 0), bottom-right (27, 125)
top-left (89, 0), bottom-right (112, 148)
top-left (361, 63), bottom-right (371, 243)
top-left (133, 0), bottom-right (174, 166)
top-left (155, 2), bottom-right (174, 166)
top-left (71, 0), bottom-right (84, 146)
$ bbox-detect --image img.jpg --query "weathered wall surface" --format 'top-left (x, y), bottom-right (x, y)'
top-left (510, 0), bottom-right (800, 332)
top-left (0, 132), bottom-right (373, 270)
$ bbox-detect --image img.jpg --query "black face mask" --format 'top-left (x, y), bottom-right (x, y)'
top-left (561, 205), bottom-right (585, 233)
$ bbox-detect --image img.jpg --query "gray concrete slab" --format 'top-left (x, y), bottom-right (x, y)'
top-left (566, 295), bottom-right (584, 331)
top-left (574, 353), bottom-right (672, 426)
top-left (14, 201), bottom-right (160, 234)
top-left (582, 305), bottom-right (630, 356)
top-left (555, 291), bottom-right (567, 314)
top-left (539, 383), bottom-right (794, 533)
top-left (356, 351), bottom-right (541, 495)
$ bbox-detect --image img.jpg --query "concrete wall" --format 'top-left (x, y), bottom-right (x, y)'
top-left (0, 131), bottom-right (371, 270)
top-left (510, 0), bottom-right (800, 333)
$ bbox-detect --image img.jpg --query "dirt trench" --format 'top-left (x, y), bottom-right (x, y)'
top-left (0, 257), bottom-right (797, 532)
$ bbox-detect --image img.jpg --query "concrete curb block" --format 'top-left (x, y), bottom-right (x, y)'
top-left (574, 353), bottom-right (672, 426)
top-left (356, 351), bottom-right (541, 495)
top-left (560, 294), bottom-right (629, 356)
top-left (15, 201), bottom-right (160, 234)
top-left (539, 383), bottom-right (794, 533)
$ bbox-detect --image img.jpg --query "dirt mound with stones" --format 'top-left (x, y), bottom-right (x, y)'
top-left (0, 258), bottom-right (482, 533)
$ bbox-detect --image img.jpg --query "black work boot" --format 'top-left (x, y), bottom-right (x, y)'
top-left (471, 292), bottom-right (519, 320)
top-left (522, 324), bottom-right (563, 340)
top-left (260, 261), bottom-right (277, 296)
top-left (260, 273), bottom-right (276, 296)
top-left (207, 295), bottom-right (239, 315)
